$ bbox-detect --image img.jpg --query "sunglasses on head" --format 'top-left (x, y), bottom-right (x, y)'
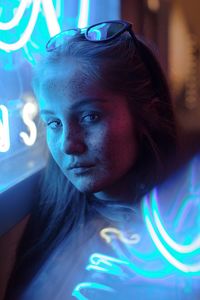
top-left (46, 20), bottom-right (138, 52)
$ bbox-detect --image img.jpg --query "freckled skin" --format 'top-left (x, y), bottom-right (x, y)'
top-left (38, 60), bottom-right (138, 199)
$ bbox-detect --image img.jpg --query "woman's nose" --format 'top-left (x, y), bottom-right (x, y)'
top-left (60, 124), bottom-right (86, 155)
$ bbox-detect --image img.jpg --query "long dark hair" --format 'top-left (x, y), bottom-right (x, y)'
top-left (5, 31), bottom-right (177, 299)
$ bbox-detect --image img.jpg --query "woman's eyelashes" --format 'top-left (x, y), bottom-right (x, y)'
top-left (44, 111), bottom-right (102, 130)
top-left (46, 119), bottom-right (62, 129)
top-left (80, 111), bottom-right (101, 124)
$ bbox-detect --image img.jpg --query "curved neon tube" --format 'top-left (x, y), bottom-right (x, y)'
top-left (0, 0), bottom-right (41, 52)
top-left (19, 102), bottom-right (37, 146)
top-left (0, 105), bottom-right (10, 152)
top-left (87, 251), bottom-right (172, 278)
top-left (100, 227), bottom-right (140, 245)
top-left (153, 208), bottom-right (200, 254)
top-left (40, 0), bottom-right (60, 37)
top-left (0, 0), bottom-right (28, 30)
top-left (143, 199), bottom-right (200, 273)
top-left (151, 190), bottom-right (200, 253)
top-left (77, 0), bottom-right (90, 28)
top-left (72, 282), bottom-right (114, 300)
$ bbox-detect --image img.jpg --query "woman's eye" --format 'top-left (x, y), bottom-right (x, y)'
top-left (47, 120), bottom-right (62, 129)
top-left (81, 112), bottom-right (101, 123)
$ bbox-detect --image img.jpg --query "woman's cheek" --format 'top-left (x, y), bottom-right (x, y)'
top-left (86, 125), bottom-right (106, 145)
top-left (47, 136), bottom-right (59, 161)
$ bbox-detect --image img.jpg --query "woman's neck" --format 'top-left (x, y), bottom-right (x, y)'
top-left (93, 171), bottom-right (143, 205)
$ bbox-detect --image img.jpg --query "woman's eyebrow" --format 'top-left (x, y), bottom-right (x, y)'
top-left (40, 98), bottom-right (109, 115)
top-left (40, 109), bottom-right (54, 115)
top-left (70, 98), bottom-right (109, 109)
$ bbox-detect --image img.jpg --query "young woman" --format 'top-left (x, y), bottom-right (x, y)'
top-left (5, 20), bottom-right (180, 299)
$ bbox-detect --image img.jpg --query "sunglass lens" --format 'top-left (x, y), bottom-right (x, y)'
top-left (87, 22), bottom-right (125, 41)
top-left (46, 29), bottom-right (79, 51)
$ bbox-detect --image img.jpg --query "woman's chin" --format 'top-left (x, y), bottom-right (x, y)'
top-left (71, 180), bottom-right (105, 194)
top-left (75, 185), bottom-right (101, 194)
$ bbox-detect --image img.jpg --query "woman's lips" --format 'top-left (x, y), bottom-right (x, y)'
top-left (67, 163), bottom-right (94, 175)
top-left (70, 165), bottom-right (94, 175)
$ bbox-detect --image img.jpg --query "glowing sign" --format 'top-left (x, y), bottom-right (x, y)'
top-left (151, 191), bottom-right (200, 254)
top-left (0, 105), bottom-right (10, 152)
top-left (143, 192), bottom-right (200, 274)
top-left (86, 253), bottom-right (129, 277)
top-left (19, 101), bottom-right (38, 146)
top-left (92, 227), bottom-right (173, 277)
top-left (0, 0), bottom-right (60, 52)
top-left (0, 0), bottom-right (90, 53)
top-left (100, 227), bottom-right (140, 245)
top-left (72, 157), bottom-right (200, 298)
top-left (0, 100), bottom-right (38, 152)
top-left (72, 282), bottom-right (114, 300)
top-left (77, 0), bottom-right (90, 28)
top-left (0, 0), bottom-right (28, 30)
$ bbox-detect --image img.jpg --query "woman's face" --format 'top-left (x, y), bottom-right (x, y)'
top-left (38, 60), bottom-right (138, 194)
